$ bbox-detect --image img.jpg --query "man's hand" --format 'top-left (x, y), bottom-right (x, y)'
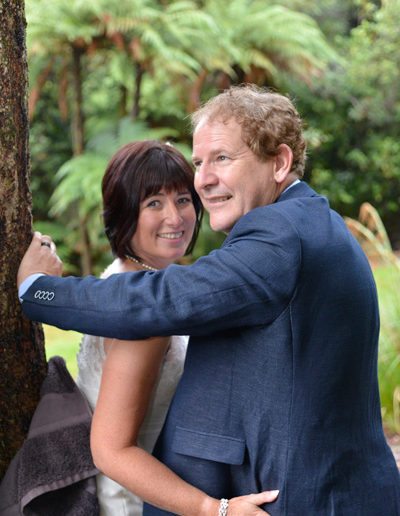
top-left (17, 232), bottom-right (63, 288)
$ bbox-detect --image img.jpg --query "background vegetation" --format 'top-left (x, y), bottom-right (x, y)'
top-left (27, 0), bottom-right (399, 434)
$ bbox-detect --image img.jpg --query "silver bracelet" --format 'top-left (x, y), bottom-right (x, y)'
top-left (218, 498), bottom-right (229, 516)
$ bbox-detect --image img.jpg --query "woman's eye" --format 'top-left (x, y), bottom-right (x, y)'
top-left (146, 199), bottom-right (160, 208)
top-left (177, 196), bottom-right (192, 205)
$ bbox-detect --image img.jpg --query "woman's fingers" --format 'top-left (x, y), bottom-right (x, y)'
top-left (249, 489), bottom-right (279, 504)
top-left (228, 489), bottom-right (279, 515)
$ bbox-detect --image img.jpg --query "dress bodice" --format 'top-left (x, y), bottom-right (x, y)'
top-left (76, 333), bottom-right (187, 452)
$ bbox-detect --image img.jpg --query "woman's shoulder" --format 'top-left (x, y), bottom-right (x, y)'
top-left (100, 259), bottom-right (123, 278)
top-left (101, 258), bottom-right (143, 278)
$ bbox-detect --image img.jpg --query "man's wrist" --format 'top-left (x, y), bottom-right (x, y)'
top-left (18, 273), bottom-right (45, 301)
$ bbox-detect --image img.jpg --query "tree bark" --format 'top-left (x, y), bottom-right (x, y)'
top-left (71, 44), bottom-right (85, 156)
top-left (131, 61), bottom-right (144, 120)
top-left (28, 56), bottom-right (55, 121)
top-left (0, 0), bottom-right (47, 480)
top-left (187, 68), bottom-right (208, 113)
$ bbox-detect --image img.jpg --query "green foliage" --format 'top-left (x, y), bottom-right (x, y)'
top-left (28, 78), bottom-right (73, 236)
top-left (201, 0), bottom-right (338, 86)
top-left (51, 153), bottom-right (107, 218)
top-left (292, 0), bottom-right (400, 246)
top-left (374, 265), bottom-right (400, 435)
top-left (345, 203), bottom-right (400, 434)
top-left (98, 0), bottom-right (213, 79)
top-left (44, 325), bottom-right (82, 379)
top-left (279, 0), bottom-right (361, 40)
top-left (345, 0), bottom-right (400, 126)
top-left (192, 213), bottom-right (225, 260)
top-left (26, 0), bottom-right (105, 48)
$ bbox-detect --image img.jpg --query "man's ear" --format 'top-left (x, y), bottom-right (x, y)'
top-left (274, 144), bottom-right (293, 183)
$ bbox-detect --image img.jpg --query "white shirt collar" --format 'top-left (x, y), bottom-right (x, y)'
top-left (282, 178), bottom-right (300, 195)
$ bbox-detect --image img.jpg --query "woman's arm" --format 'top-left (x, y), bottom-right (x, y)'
top-left (91, 337), bottom-right (278, 515)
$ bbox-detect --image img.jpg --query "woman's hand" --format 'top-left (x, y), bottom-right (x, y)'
top-left (227, 490), bottom-right (279, 515)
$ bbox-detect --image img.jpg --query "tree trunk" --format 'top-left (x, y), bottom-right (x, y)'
top-left (28, 56), bottom-right (55, 120)
top-left (71, 44), bottom-right (85, 156)
top-left (71, 43), bottom-right (92, 275)
top-left (0, 0), bottom-right (47, 480)
top-left (119, 84), bottom-right (129, 117)
top-left (131, 61), bottom-right (144, 120)
top-left (187, 69), bottom-right (208, 113)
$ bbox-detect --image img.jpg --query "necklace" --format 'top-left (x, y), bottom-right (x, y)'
top-left (125, 254), bottom-right (158, 272)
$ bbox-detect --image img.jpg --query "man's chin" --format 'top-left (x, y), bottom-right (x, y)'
top-left (209, 218), bottom-right (232, 234)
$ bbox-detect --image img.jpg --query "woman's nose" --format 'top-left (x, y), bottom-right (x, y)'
top-left (165, 203), bottom-right (183, 225)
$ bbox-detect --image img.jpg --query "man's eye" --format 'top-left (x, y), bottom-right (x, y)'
top-left (193, 161), bottom-right (201, 169)
top-left (217, 155), bottom-right (228, 161)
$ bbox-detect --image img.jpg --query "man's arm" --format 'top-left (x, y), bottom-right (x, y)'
top-left (20, 210), bottom-right (300, 340)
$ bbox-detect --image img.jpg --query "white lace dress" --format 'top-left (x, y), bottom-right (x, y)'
top-left (76, 332), bottom-right (188, 516)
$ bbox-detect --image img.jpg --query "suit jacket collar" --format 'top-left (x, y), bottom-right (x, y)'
top-left (275, 181), bottom-right (319, 203)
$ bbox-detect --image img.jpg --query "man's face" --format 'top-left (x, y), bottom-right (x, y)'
top-left (192, 118), bottom-right (280, 233)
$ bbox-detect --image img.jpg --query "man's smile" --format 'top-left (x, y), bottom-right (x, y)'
top-left (203, 195), bottom-right (232, 204)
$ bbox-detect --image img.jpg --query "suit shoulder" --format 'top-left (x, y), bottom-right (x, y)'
top-left (229, 203), bottom-right (300, 239)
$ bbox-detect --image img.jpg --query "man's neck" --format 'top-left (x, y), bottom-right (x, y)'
top-left (276, 175), bottom-right (300, 200)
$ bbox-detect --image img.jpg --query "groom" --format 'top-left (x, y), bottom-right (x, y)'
top-left (18, 85), bottom-right (400, 514)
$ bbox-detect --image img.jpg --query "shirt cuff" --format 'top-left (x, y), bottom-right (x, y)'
top-left (19, 273), bottom-right (45, 302)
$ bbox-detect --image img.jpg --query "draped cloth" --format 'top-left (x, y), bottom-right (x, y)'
top-left (0, 356), bottom-right (99, 515)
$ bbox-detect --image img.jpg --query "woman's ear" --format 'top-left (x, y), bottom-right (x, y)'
top-left (274, 144), bottom-right (293, 183)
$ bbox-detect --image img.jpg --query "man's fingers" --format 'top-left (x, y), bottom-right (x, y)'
top-left (41, 238), bottom-right (56, 253)
top-left (17, 231), bottom-right (62, 287)
top-left (31, 231), bottom-right (43, 249)
top-left (31, 231), bottom-right (55, 253)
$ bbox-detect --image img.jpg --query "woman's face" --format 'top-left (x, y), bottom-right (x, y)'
top-left (130, 187), bottom-right (197, 269)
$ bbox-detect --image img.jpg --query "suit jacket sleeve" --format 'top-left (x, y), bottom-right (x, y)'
top-left (21, 208), bottom-right (301, 340)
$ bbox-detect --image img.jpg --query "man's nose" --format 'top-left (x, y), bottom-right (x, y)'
top-left (195, 162), bottom-right (218, 191)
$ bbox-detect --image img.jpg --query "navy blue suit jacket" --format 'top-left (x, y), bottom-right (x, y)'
top-left (22, 183), bottom-right (400, 514)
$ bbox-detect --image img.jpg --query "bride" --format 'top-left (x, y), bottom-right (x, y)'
top-left (76, 140), bottom-right (278, 515)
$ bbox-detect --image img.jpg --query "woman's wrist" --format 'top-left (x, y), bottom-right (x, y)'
top-left (198, 495), bottom-right (220, 516)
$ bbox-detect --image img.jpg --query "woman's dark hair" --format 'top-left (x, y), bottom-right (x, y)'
top-left (102, 140), bottom-right (203, 259)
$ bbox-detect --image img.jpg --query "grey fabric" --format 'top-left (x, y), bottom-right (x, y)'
top-left (0, 356), bottom-right (99, 515)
